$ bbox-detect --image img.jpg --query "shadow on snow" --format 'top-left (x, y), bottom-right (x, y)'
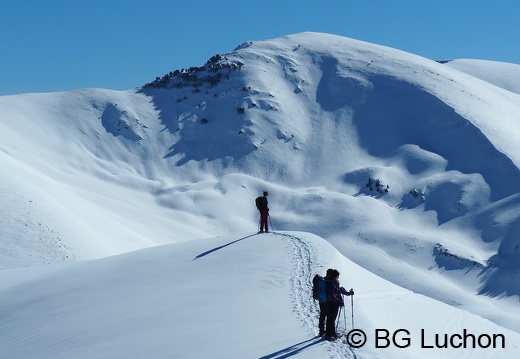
top-left (193, 234), bottom-right (257, 260)
top-left (258, 337), bottom-right (324, 359)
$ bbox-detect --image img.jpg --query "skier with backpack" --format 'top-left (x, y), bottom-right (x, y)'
top-left (313, 268), bottom-right (354, 340)
top-left (324, 269), bottom-right (354, 340)
top-left (255, 191), bottom-right (269, 233)
top-left (312, 269), bottom-right (333, 337)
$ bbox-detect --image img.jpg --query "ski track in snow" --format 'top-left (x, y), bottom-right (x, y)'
top-left (275, 232), bottom-right (355, 359)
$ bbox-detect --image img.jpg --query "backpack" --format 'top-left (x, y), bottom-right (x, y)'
top-left (255, 196), bottom-right (263, 210)
top-left (312, 274), bottom-right (327, 302)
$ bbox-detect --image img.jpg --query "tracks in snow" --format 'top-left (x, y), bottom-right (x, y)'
top-left (273, 232), bottom-right (355, 359)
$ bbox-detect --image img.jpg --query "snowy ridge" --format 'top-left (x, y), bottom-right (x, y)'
top-left (277, 232), bottom-right (355, 359)
top-left (1, 32), bottom-right (520, 358)
top-left (1, 231), bottom-right (518, 358)
top-left (443, 59), bottom-right (520, 95)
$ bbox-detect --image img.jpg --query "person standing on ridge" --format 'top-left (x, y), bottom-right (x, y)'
top-left (315, 268), bottom-right (334, 337)
top-left (324, 269), bottom-right (354, 340)
top-left (255, 191), bottom-right (269, 233)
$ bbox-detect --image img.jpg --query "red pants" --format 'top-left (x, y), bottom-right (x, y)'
top-left (260, 210), bottom-right (269, 231)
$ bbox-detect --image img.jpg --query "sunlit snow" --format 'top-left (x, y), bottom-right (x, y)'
top-left (1, 32), bottom-right (519, 358)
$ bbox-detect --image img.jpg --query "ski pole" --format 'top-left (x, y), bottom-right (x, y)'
top-left (336, 305), bottom-right (342, 333)
top-left (343, 296), bottom-right (347, 331)
top-left (268, 213), bottom-right (274, 232)
top-left (351, 294), bottom-right (354, 330)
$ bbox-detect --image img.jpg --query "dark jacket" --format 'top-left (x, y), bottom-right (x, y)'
top-left (325, 277), bottom-right (351, 305)
top-left (257, 197), bottom-right (268, 212)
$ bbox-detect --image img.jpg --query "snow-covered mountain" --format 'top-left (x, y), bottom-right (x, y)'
top-left (1, 32), bottom-right (519, 358)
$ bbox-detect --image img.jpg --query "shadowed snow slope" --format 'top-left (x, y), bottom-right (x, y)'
top-left (1, 32), bottom-right (520, 358)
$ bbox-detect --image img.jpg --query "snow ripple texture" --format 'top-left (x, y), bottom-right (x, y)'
top-left (275, 232), bottom-right (354, 358)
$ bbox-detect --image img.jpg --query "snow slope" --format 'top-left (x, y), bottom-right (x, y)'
top-left (1, 32), bottom-right (520, 358)
top-left (443, 59), bottom-right (520, 94)
top-left (1, 232), bottom-right (519, 358)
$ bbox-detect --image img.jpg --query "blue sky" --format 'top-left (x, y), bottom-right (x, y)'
top-left (1, 0), bottom-right (519, 95)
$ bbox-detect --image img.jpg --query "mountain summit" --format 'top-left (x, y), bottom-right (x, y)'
top-left (137, 32), bottom-right (520, 299)
top-left (1, 32), bottom-right (519, 345)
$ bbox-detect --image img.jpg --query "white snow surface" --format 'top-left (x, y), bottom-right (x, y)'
top-left (443, 59), bottom-right (520, 95)
top-left (1, 32), bottom-right (520, 358)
